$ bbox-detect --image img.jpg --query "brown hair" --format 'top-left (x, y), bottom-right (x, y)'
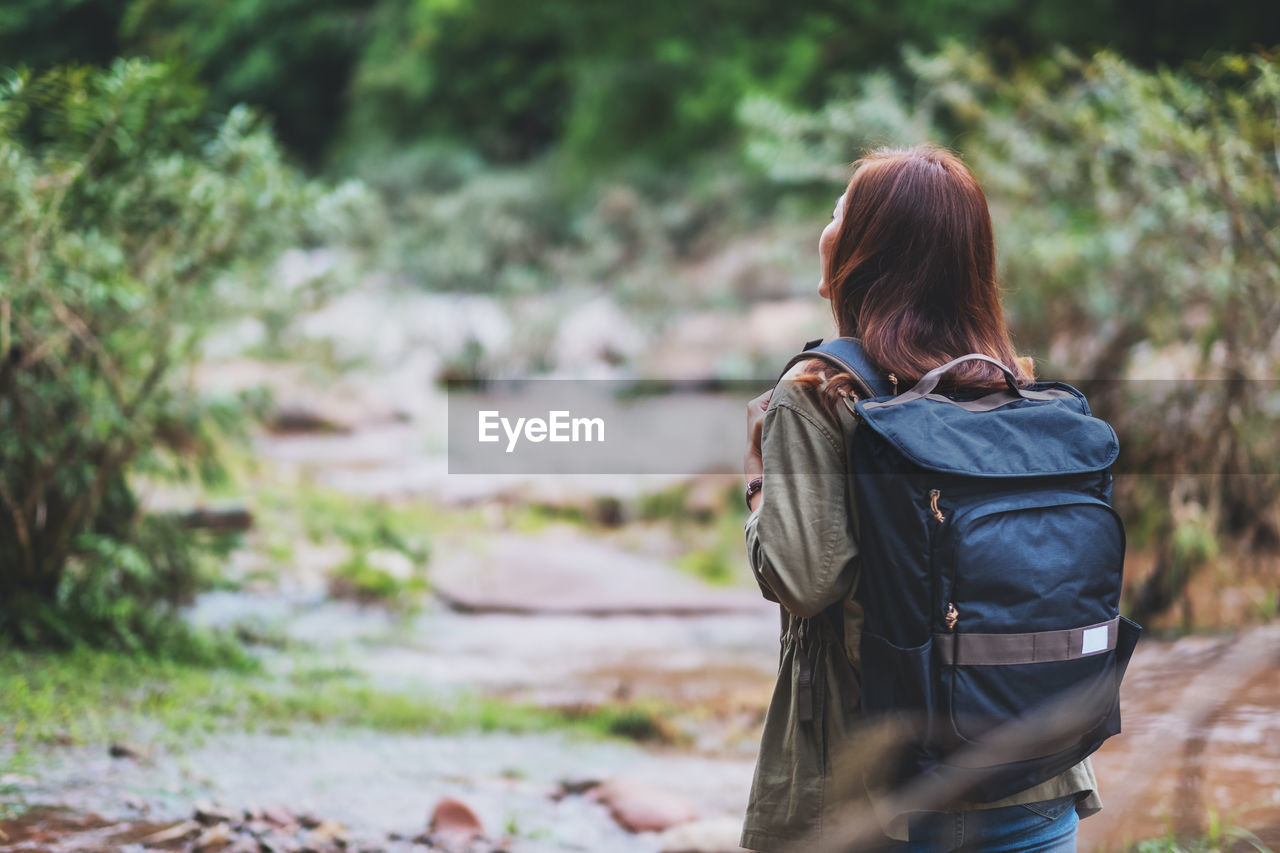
top-left (795, 144), bottom-right (1033, 405)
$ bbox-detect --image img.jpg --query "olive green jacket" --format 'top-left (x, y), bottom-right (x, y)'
top-left (740, 365), bottom-right (1101, 852)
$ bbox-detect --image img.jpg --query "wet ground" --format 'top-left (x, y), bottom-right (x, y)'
top-left (7, 571), bottom-right (1279, 852)
top-left (1081, 627), bottom-right (1280, 850)
top-left (1, 530), bottom-right (781, 852)
top-left (3, 731), bottom-right (755, 852)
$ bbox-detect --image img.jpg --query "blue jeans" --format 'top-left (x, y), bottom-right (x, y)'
top-left (888, 795), bottom-right (1078, 852)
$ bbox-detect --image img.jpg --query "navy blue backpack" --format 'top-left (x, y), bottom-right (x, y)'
top-left (780, 337), bottom-right (1141, 804)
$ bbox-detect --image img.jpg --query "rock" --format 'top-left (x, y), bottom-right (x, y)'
top-left (224, 840), bottom-right (261, 853)
top-left (431, 530), bottom-right (770, 616)
top-left (743, 299), bottom-right (830, 358)
top-left (644, 299), bottom-right (829, 379)
top-left (169, 505), bottom-right (255, 532)
top-left (305, 819), bottom-right (350, 850)
top-left (139, 819), bottom-right (202, 845)
top-left (258, 831), bottom-right (303, 853)
top-left (194, 800), bottom-right (237, 825)
top-left (264, 806), bottom-right (299, 828)
top-left (550, 295), bottom-right (647, 377)
top-left (587, 779), bottom-right (699, 834)
top-left (364, 548), bottom-right (415, 581)
top-left (552, 778), bottom-right (604, 801)
top-left (0, 773), bottom-right (37, 787)
top-left (428, 797), bottom-right (485, 842)
top-left (244, 819), bottom-right (276, 837)
top-left (193, 822), bottom-right (234, 852)
top-left (657, 816), bottom-right (750, 852)
top-left (108, 741), bottom-right (146, 760)
top-left (268, 404), bottom-right (353, 435)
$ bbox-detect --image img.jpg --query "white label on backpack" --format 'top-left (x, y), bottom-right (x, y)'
top-left (1081, 625), bottom-right (1109, 656)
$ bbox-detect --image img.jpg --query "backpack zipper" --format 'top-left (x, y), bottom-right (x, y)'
top-left (929, 489), bottom-right (957, 631)
top-left (929, 488), bottom-right (946, 523)
top-left (839, 388), bottom-right (860, 421)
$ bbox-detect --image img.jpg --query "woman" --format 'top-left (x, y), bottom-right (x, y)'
top-left (740, 145), bottom-right (1100, 852)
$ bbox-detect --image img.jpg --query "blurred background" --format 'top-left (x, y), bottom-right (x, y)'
top-left (1, 2), bottom-right (1279, 851)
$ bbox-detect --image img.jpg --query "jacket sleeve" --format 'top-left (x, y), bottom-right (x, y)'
top-left (744, 388), bottom-right (859, 619)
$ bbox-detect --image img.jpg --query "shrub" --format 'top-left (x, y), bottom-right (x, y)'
top-left (0, 59), bottom-right (360, 654)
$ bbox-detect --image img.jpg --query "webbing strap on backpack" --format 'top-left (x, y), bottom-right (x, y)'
top-left (777, 337), bottom-right (898, 399)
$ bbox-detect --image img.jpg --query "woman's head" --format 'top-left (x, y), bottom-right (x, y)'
top-left (816, 144), bottom-right (1031, 389)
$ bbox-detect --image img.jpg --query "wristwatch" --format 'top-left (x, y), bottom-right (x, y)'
top-left (744, 476), bottom-right (764, 510)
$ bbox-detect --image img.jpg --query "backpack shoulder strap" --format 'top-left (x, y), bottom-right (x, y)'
top-left (776, 337), bottom-right (896, 399)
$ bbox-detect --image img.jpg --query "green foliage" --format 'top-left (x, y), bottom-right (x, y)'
top-left (2, 0), bottom-right (1276, 168)
top-left (372, 161), bottom-right (576, 294)
top-left (328, 550), bottom-right (429, 606)
top-left (0, 1), bottom-right (129, 69)
top-left (275, 487), bottom-right (432, 606)
top-left (742, 47), bottom-right (1280, 620)
top-left (29, 515), bottom-right (243, 662)
top-left (584, 700), bottom-right (674, 743)
top-left (340, 0), bottom-right (1280, 171)
top-left (349, 149), bottom-right (756, 324)
top-left (343, 0), bottom-right (572, 164)
top-left (295, 489), bottom-right (432, 564)
top-left (0, 59), bottom-right (359, 653)
top-left (677, 547), bottom-right (736, 586)
top-left (676, 501), bottom-right (753, 587)
top-left (637, 483), bottom-right (694, 523)
top-left (1173, 517), bottom-right (1221, 567)
top-left (122, 0), bottom-right (370, 164)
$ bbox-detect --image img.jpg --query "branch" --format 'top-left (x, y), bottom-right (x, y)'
top-left (0, 478), bottom-right (35, 580)
top-left (46, 294), bottom-right (126, 411)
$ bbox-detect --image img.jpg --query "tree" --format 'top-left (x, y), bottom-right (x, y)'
top-left (0, 59), bottom-right (360, 652)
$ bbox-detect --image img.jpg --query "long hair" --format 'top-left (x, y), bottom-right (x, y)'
top-left (797, 144), bottom-right (1033, 404)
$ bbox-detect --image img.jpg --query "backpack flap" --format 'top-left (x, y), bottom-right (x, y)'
top-left (854, 386), bottom-right (1119, 478)
top-left (853, 351), bottom-right (1118, 478)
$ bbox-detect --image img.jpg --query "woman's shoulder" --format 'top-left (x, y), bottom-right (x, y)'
top-left (768, 358), bottom-right (851, 437)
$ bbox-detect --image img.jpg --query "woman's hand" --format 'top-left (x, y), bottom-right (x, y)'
top-left (744, 388), bottom-right (771, 504)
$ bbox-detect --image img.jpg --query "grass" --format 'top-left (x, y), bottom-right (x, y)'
top-left (676, 546), bottom-right (737, 585)
top-left (0, 647), bottom-right (680, 753)
top-left (239, 482), bottom-right (457, 606)
top-left (674, 501), bottom-right (753, 587)
top-left (636, 483), bottom-right (695, 523)
top-left (1125, 809), bottom-right (1274, 853)
top-left (1130, 830), bottom-right (1272, 853)
top-left (0, 753), bottom-right (30, 820)
top-left (506, 501), bottom-right (591, 533)
top-left (327, 550), bottom-right (429, 605)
